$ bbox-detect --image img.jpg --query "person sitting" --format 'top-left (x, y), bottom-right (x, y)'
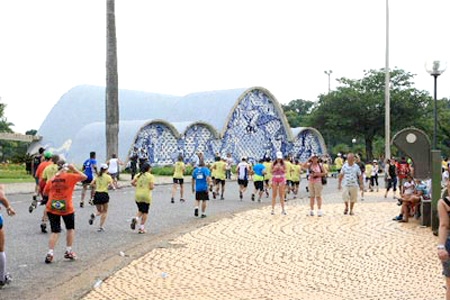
top-left (395, 175), bottom-right (429, 223)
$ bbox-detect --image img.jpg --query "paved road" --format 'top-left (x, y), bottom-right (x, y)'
top-left (1, 177), bottom-right (341, 300)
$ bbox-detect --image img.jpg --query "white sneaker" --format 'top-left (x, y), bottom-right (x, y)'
top-left (317, 210), bottom-right (323, 217)
top-left (309, 210), bottom-right (314, 216)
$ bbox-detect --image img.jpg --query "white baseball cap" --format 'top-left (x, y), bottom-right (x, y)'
top-left (276, 151), bottom-right (283, 159)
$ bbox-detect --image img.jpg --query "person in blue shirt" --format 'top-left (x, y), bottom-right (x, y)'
top-left (251, 159), bottom-right (266, 202)
top-left (80, 151), bottom-right (98, 208)
top-left (191, 160), bottom-right (211, 218)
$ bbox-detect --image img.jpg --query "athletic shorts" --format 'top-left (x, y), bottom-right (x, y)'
top-left (82, 178), bottom-right (93, 185)
top-left (195, 191), bottom-right (209, 201)
top-left (173, 178), bottom-right (184, 185)
top-left (286, 180), bottom-right (293, 187)
top-left (254, 181), bottom-right (264, 191)
top-left (238, 179), bottom-right (248, 187)
top-left (214, 179), bottom-right (225, 186)
top-left (109, 173), bottom-right (118, 180)
top-left (292, 180), bottom-right (300, 187)
top-left (47, 212), bottom-right (75, 233)
top-left (136, 201), bottom-right (150, 214)
top-left (93, 192), bottom-right (110, 205)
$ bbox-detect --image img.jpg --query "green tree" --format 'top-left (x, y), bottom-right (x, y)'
top-left (308, 68), bottom-right (433, 160)
top-left (281, 99), bottom-right (314, 128)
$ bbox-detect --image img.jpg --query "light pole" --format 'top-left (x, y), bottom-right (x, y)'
top-left (324, 70), bottom-right (332, 93)
top-left (425, 60), bottom-right (447, 234)
top-left (425, 60), bottom-right (447, 149)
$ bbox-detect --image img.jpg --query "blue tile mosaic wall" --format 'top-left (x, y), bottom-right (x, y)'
top-left (132, 89), bottom-right (326, 166)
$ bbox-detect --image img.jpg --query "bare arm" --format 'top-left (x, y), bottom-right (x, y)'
top-left (0, 185), bottom-right (15, 216)
top-left (438, 199), bottom-right (450, 262)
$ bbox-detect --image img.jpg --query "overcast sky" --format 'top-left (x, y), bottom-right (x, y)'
top-left (0, 0), bottom-right (449, 134)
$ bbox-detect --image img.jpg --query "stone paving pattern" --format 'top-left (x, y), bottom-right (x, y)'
top-left (82, 190), bottom-right (445, 300)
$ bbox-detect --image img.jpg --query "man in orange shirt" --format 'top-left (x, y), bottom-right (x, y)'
top-left (43, 161), bottom-right (87, 264)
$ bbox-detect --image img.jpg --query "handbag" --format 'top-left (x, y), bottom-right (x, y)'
top-left (319, 164), bottom-right (327, 185)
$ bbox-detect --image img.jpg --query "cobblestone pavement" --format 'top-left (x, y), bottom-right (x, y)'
top-left (82, 190), bottom-right (444, 300)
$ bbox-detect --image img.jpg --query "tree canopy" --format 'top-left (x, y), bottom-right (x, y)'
top-left (283, 68), bottom-right (437, 160)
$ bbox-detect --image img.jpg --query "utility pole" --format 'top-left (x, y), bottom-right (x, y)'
top-left (324, 70), bottom-right (332, 93)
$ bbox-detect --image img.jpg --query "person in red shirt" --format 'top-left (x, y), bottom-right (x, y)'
top-left (43, 161), bottom-right (87, 264)
top-left (29, 151), bottom-right (53, 213)
top-left (396, 157), bottom-right (411, 194)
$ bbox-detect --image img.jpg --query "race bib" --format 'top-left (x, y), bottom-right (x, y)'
top-left (51, 199), bottom-right (67, 211)
top-left (196, 173), bottom-right (204, 180)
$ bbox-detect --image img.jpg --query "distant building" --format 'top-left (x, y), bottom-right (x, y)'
top-left (28, 85), bottom-right (327, 165)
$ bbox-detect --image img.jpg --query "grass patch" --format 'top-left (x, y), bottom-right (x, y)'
top-left (0, 163), bottom-right (35, 183)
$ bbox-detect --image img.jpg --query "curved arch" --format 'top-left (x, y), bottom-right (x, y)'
top-left (131, 120), bottom-right (181, 165)
top-left (291, 127), bottom-right (328, 162)
top-left (220, 87), bottom-right (293, 163)
top-left (183, 122), bottom-right (221, 164)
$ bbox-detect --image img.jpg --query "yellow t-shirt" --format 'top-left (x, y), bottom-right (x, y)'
top-left (215, 161), bottom-right (227, 180)
top-left (135, 172), bottom-right (155, 204)
top-left (291, 164), bottom-right (301, 182)
top-left (211, 161), bottom-right (219, 179)
top-left (285, 161), bottom-right (293, 181)
top-left (334, 157), bottom-right (343, 169)
top-left (42, 164), bottom-right (58, 181)
top-left (173, 161), bottom-right (185, 179)
top-left (263, 161), bottom-right (272, 180)
top-left (94, 174), bottom-right (113, 193)
top-left (442, 160), bottom-right (448, 171)
top-left (365, 164), bottom-right (373, 176)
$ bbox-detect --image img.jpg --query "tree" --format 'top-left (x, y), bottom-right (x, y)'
top-left (281, 99), bottom-right (314, 128)
top-left (106, 0), bottom-right (119, 160)
top-left (308, 68), bottom-right (433, 160)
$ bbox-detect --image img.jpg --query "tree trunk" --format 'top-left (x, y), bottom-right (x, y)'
top-left (106, 0), bottom-right (119, 159)
top-left (365, 136), bottom-right (373, 161)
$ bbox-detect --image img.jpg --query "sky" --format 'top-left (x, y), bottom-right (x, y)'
top-left (0, 0), bottom-right (450, 134)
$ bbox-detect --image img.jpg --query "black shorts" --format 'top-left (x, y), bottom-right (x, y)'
top-left (254, 181), bottom-right (264, 191)
top-left (238, 179), bottom-right (248, 187)
top-left (195, 191), bottom-right (209, 201)
top-left (82, 178), bottom-right (93, 185)
top-left (136, 201), bottom-right (150, 214)
top-left (173, 178), bottom-right (184, 185)
top-left (264, 179), bottom-right (270, 184)
top-left (214, 178), bottom-right (225, 186)
top-left (292, 181), bottom-right (300, 187)
top-left (93, 192), bottom-right (109, 205)
top-left (47, 212), bottom-right (75, 233)
top-left (286, 180), bottom-right (293, 187)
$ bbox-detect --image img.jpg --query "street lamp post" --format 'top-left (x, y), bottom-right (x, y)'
top-left (324, 70), bottom-right (332, 93)
top-left (425, 60), bottom-right (447, 234)
top-left (425, 60), bottom-right (447, 149)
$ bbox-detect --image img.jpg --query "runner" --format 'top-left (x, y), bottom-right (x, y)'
top-left (225, 152), bottom-right (234, 180)
top-left (31, 147), bottom-right (45, 202)
top-left (291, 159), bottom-right (302, 199)
top-left (0, 185), bottom-right (16, 288)
top-left (171, 155), bottom-right (186, 203)
top-left (43, 161), bottom-right (87, 263)
top-left (29, 151), bottom-right (53, 213)
top-left (39, 154), bottom-right (60, 233)
top-left (89, 164), bottom-right (113, 232)
top-left (107, 154), bottom-right (123, 190)
top-left (251, 159), bottom-right (266, 202)
top-left (81, 151), bottom-right (98, 208)
top-left (191, 160), bottom-right (212, 218)
top-left (130, 163), bottom-right (155, 234)
top-left (263, 157), bottom-right (272, 198)
top-left (284, 155), bottom-right (294, 200)
top-left (236, 157), bottom-right (250, 200)
top-left (271, 151), bottom-right (287, 215)
top-left (212, 156), bottom-right (227, 200)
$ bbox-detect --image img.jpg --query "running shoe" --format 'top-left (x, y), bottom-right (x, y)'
top-left (97, 227), bottom-right (105, 232)
top-left (171, 197), bottom-right (174, 204)
top-left (80, 201), bottom-right (84, 208)
top-left (89, 213), bottom-right (95, 225)
top-left (0, 273), bottom-right (11, 288)
top-left (130, 218), bottom-right (137, 230)
top-left (251, 194), bottom-right (255, 201)
top-left (200, 214), bottom-right (207, 218)
top-left (220, 196), bottom-right (224, 200)
top-left (271, 210), bottom-right (275, 215)
top-left (239, 191), bottom-right (243, 200)
top-left (194, 208), bottom-right (199, 217)
top-left (310, 210), bottom-right (315, 217)
top-left (138, 228), bottom-right (146, 234)
top-left (88, 198), bottom-right (94, 206)
top-left (212, 191), bottom-right (216, 199)
top-left (317, 210), bottom-right (323, 217)
top-left (64, 251), bottom-right (77, 260)
top-left (180, 198), bottom-right (185, 203)
top-left (45, 253), bottom-right (53, 264)
top-left (40, 223), bottom-right (47, 233)
top-left (281, 210), bottom-right (287, 215)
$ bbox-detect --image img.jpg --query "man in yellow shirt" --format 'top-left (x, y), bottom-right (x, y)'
top-left (212, 156), bottom-right (227, 200)
top-left (334, 153), bottom-right (344, 174)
